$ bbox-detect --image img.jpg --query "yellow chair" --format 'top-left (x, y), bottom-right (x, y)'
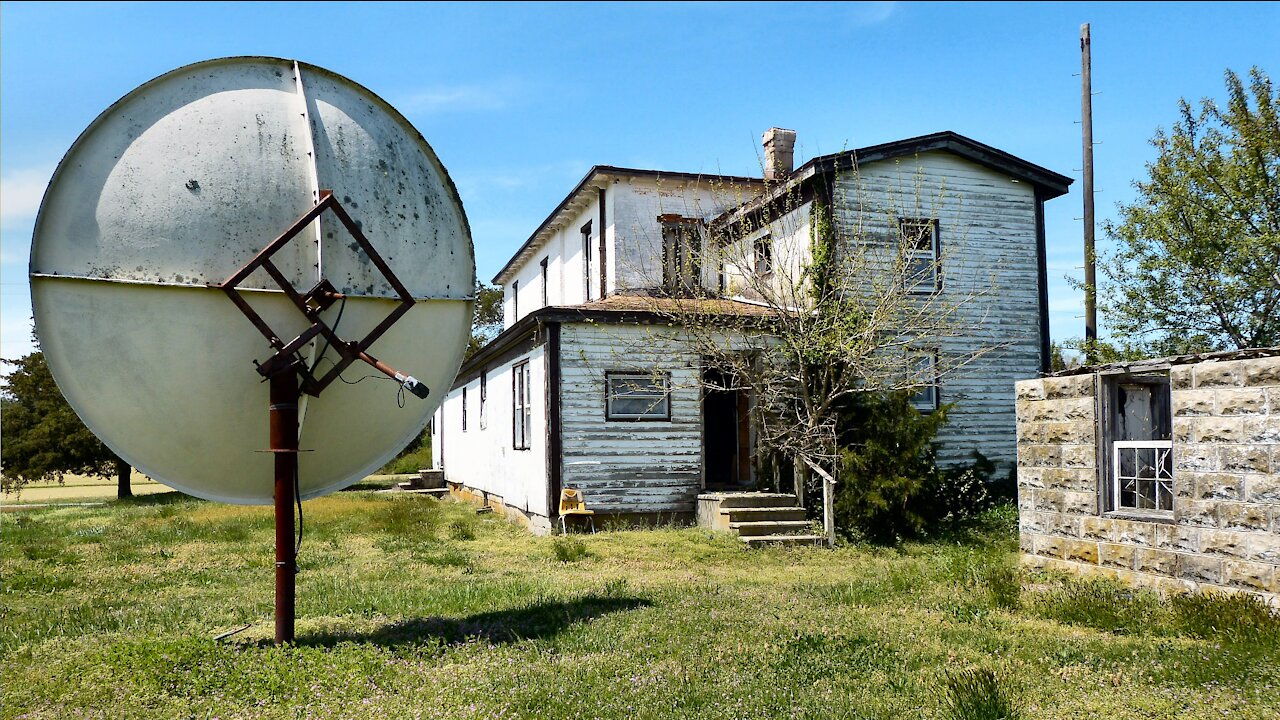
top-left (559, 488), bottom-right (595, 534)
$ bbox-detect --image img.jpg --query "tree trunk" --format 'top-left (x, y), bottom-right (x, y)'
top-left (115, 456), bottom-right (133, 499)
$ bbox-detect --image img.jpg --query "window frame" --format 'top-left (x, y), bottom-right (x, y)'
top-left (907, 350), bottom-right (940, 413)
top-left (512, 361), bottom-right (532, 450)
top-left (540, 257), bottom-right (549, 307)
top-left (899, 218), bottom-right (941, 294)
top-left (660, 217), bottom-right (702, 295)
top-left (605, 371), bottom-right (673, 422)
top-left (581, 221), bottom-right (593, 302)
top-left (1100, 372), bottom-right (1174, 518)
top-left (479, 371), bottom-right (488, 430)
top-left (754, 233), bottom-right (773, 275)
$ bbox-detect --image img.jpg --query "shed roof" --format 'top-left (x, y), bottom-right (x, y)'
top-left (1050, 347), bottom-right (1280, 377)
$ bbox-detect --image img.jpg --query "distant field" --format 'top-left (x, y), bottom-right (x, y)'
top-left (2, 472), bottom-right (169, 504)
top-left (2, 495), bottom-right (1277, 719)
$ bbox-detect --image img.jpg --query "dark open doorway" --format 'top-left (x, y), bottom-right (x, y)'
top-left (703, 366), bottom-right (752, 489)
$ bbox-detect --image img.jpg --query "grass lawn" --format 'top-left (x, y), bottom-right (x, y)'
top-left (2, 493), bottom-right (1277, 719)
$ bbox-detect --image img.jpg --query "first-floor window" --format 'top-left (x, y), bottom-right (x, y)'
top-left (479, 371), bottom-right (488, 430)
top-left (1103, 373), bottom-right (1173, 515)
top-left (907, 351), bottom-right (939, 412)
top-left (513, 361), bottom-right (531, 450)
top-left (606, 372), bottom-right (672, 421)
top-left (461, 386), bottom-right (468, 432)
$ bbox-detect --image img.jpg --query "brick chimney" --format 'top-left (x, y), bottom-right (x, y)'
top-left (762, 127), bottom-right (796, 180)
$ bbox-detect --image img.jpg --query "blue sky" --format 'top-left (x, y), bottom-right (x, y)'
top-left (2, 1), bottom-right (1277, 360)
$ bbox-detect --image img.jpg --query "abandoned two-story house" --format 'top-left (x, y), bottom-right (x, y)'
top-left (431, 130), bottom-right (1071, 534)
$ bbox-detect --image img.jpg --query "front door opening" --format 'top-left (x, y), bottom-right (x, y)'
top-left (703, 367), bottom-right (752, 489)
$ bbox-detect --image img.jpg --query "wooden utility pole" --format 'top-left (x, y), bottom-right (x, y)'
top-left (1081, 23), bottom-right (1098, 361)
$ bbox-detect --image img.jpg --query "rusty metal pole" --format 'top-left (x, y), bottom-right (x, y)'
top-left (1081, 23), bottom-right (1098, 362)
top-left (269, 368), bottom-right (299, 646)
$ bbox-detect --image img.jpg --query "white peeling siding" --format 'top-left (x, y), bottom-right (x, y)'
top-left (559, 322), bottom-right (704, 513)
top-left (834, 151), bottom-right (1041, 467)
top-left (434, 346), bottom-right (549, 517)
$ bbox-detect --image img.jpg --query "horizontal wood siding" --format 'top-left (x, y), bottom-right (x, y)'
top-left (434, 346), bottom-right (550, 517)
top-left (833, 151), bottom-right (1041, 467)
top-left (559, 322), bottom-right (703, 513)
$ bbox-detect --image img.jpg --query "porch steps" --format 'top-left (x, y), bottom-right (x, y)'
top-left (729, 520), bottom-right (813, 536)
top-left (697, 492), bottom-right (824, 547)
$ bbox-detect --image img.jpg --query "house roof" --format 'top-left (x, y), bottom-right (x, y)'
top-left (452, 294), bottom-right (780, 388)
top-left (491, 131), bottom-right (1071, 286)
top-left (716, 130), bottom-right (1073, 230)
top-left (491, 166), bottom-right (765, 285)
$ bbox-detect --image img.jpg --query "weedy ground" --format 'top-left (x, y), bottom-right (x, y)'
top-left (2, 494), bottom-right (1277, 719)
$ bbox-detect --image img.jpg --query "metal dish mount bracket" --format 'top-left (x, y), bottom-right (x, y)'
top-left (215, 189), bottom-right (428, 399)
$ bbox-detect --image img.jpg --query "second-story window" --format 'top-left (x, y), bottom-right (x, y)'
top-left (582, 221), bottom-right (593, 302)
top-left (540, 257), bottom-right (549, 307)
top-left (512, 280), bottom-right (519, 320)
top-left (661, 217), bottom-right (701, 295)
top-left (754, 234), bottom-right (773, 275)
top-left (900, 218), bottom-right (941, 293)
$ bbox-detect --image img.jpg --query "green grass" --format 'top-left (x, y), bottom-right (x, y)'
top-left (2, 495), bottom-right (1277, 719)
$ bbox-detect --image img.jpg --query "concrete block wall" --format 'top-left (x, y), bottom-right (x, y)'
top-left (1015, 356), bottom-right (1280, 606)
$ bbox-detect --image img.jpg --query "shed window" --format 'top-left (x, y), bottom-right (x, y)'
top-left (900, 218), bottom-right (940, 293)
top-left (461, 387), bottom-right (468, 432)
top-left (606, 372), bottom-right (671, 421)
top-left (1101, 373), bottom-right (1173, 515)
top-left (513, 361), bottom-right (531, 450)
top-left (479, 371), bottom-right (487, 430)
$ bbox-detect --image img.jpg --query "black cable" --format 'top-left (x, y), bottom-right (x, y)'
top-left (294, 465), bottom-right (303, 562)
top-left (308, 296), bottom-right (347, 375)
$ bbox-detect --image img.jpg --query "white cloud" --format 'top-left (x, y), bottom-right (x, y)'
top-left (1, 165), bottom-right (54, 232)
top-left (394, 81), bottom-right (518, 116)
top-left (842, 1), bottom-right (897, 27)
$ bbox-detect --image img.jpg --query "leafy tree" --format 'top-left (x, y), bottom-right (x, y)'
top-left (1099, 67), bottom-right (1279, 354)
top-left (1, 350), bottom-right (133, 498)
top-left (466, 280), bottom-right (504, 360)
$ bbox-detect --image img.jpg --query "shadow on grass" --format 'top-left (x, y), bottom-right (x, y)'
top-left (115, 492), bottom-right (198, 507)
top-left (285, 594), bottom-right (652, 649)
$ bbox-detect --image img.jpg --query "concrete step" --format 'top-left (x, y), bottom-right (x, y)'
top-left (399, 487), bottom-right (449, 497)
top-left (728, 520), bottom-right (814, 536)
top-left (720, 507), bottom-right (807, 523)
top-left (741, 534), bottom-right (827, 547)
top-left (702, 492), bottom-right (800, 509)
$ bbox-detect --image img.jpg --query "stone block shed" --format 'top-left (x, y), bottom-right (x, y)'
top-left (1015, 349), bottom-right (1280, 606)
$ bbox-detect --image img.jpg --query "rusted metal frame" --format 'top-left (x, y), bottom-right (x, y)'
top-left (302, 191), bottom-right (415, 356)
top-left (256, 324), bottom-right (327, 378)
top-left (269, 367), bottom-right (300, 645)
top-left (259, 259), bottom-right (310, 316)
top-left (219, 192), bottom-right (334, 290)
top-left (219, 286), bottom-right (285, 350)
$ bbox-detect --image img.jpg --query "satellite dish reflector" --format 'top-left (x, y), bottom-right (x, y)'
top-left (30, 56), bottom-right (475, 505)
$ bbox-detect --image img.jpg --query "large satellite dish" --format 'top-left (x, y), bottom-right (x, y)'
top-left (30, 57), bottom-right (475, 506)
